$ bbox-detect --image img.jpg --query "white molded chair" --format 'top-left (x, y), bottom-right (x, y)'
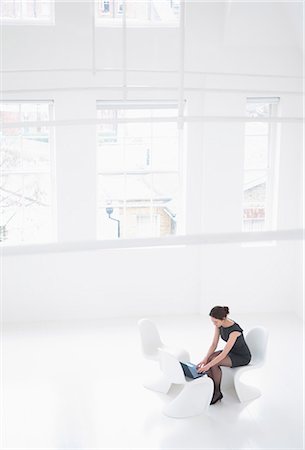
top-left (159, 350), bottom-right (214, 418)
top-left (221, 326), bottom-right (269, 402)
top-left (138, 318), bottom-right (190, 393)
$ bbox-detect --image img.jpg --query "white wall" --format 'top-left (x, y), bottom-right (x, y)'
top-left (3, 246), bottom-right (201, 322)
top-left (1, 1), bottom-right (303, 322)
top-left (200, 241), bottom-right (303, 319)
top-left (198, 79), bottom-right (303, 320)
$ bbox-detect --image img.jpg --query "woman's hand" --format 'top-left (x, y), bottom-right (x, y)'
top-left (197, 362), bottom-right (211, 373)
top-left (196, 357), bottom-right (208, 369)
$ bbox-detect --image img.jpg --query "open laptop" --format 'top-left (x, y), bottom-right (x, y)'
top-left (180, 361), bottom-right (207, 379)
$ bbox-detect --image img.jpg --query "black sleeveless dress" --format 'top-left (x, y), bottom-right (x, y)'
top-left (220, 322), bottom-right (251, 367)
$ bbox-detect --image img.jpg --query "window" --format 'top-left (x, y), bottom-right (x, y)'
top-left (95, 0), bottom-right (180, 26)
top-left (242, 97), bottom-right (280, 232)
top-left (0, 0), bottom-right (54, 23)
top-left (0, 101), bottom-right (55, 244)
top-left (97, 101), bottom-right (182, 239)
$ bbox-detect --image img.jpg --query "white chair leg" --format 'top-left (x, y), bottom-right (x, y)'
top-left (220, 367), bottom-right (234, 390)
top-left (143, 373), bottom-right (172, 394)
top-left (163, 378), bottom-right (214, 418)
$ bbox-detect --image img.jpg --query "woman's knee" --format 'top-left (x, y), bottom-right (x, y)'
top-left (208, 351), bottom-right (220, 363)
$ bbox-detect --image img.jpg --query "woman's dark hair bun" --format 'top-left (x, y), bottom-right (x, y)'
top-left (209, 305), bottom-right (230, 320)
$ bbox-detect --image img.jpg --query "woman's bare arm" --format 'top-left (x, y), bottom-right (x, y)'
top-left (198, 331), bottom-right (241, 372)
top-left (197, 327), bottom-right (220, 366)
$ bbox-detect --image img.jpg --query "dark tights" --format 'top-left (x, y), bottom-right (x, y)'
top-left (206, 351), bottom-right (232, 403)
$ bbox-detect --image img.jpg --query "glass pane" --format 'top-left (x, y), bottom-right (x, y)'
top-left (98, 205), bottom-right (123, 239)
top-left (151, 0), bottom-right (180, 22)
top-left (152, 121), bottom-right (177, 137)
top-left (151, 136), bottom-right (179, 171)
top-left (22, 0), bottom-right (36, 18)
top-left (243, 170), bottom-right (267, 189)
top-left (0, 1), bottom-right (16, 18)
top-left (243, 178), bottom-right (266, 232)
top-left (22, 204), bottom-right (52, 242)
top-left (0, 175), bottom-right (23, 243)
top-left (152, 206), bottom-right (175, 236)
top-left (98, 175), bottom-right (125, 205)
top-left (124, 121), bottom-right (151, 139)
top-left (245, 122), bottom-right (268, 136)
top-left (246, 102), bottom-right (270, 119)
top-left (0, 102), bottom-right (53, 244)
top-left (97, 109), bottom-right (118, 143)
top-left (243, 213), bottom-right (265, 232)
top-left (1, 174), bottom-right (23, 206)
top-left (98, 142), bottom-right (124, 172)
top-left (36, 1), bottom-right (51, 18)
top-left (1, 102), bottom-right (51, 171)
top-left (125, 206), bottom-right (153, 238)
top-left (23, 174), bottom-right (51, 207)
top-left (98, 0), bottom-right (112, 17)
top-left (126, 1), bottom-right (148, 20)
top-left (244, 136), bottom-right (269, 170)
top-left (152, 173), bottom-right (179, 217)
top-left (125, 174), bottom-right (152, 205)
top-left (0, 207), bottom-right (23, 243)
top-left (125, 141), bottom-right (151, 171)
top-left (243, 180), bottom-right (266, 204)
top-left (0, 136), bottom-right (22, 170)
top-left (0, 102), bottom-right (21, 128)
top-left (96, 0), bottom-right (180, 23)
top-left (21, 103), bottom-right (48, 135)
top-left (21, 135), bottom-right (50, 170)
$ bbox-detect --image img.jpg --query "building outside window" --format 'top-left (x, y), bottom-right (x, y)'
top-left (0, 101), bottom-right (55, 244)
top-left (0, 0), bottom-right (54, 23)
top-left (97, 101), bottom-right (182, 239)
top-left (242, 97), bottom-right (280, 232)
top-left (95, 0), bottom-right (180, 26)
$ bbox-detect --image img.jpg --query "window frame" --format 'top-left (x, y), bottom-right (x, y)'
top-left (242, 97), bottom-right (280, 235)
top-left (1, 0), bottom-right (55, 25)
top-left (95, 0), bottom-right (180, 28)
top-left (0, 99), bottom-right (57, 245)
top-left (96, 100), bottom-right (184, 240)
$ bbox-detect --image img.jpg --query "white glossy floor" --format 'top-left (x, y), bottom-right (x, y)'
top-left (1, 312), bottom-right (303, 449)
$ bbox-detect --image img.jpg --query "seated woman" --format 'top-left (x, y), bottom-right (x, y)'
top-left (197, 306), bottom-right (251, 405)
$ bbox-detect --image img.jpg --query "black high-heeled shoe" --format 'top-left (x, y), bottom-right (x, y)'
top-left (210, 392), bottom-right (223, 405)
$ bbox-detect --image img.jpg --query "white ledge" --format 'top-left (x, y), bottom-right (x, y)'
top-left (1, 229), bottom-right (303, 256)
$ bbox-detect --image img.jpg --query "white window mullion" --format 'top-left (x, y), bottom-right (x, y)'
top-left (148, 0), bottom-right (152, 21)
top-left (122, 109), bottom-right (127, 238)
top-left (177, 125), bottom-right (184, 234)
top-left (243, 97), bottom-right (280, 233)
top-left (49, 102), bottom-right (57, 241)
top-left (149, 118), bottom-right (154, 236)
top-left (13, 0), bottom-right (18, 18)
top-left (264, 108), bottom-right (273, 229)
top-left (267, 102), bottom-right (280, 231)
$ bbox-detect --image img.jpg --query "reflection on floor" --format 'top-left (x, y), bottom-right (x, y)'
top-left (2, 312), bottom-right (303, 449)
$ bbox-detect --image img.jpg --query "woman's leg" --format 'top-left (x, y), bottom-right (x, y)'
top-left (206, 353), bottom-right (232, 404)
top-left (207, 351), bottom-right (222, 363)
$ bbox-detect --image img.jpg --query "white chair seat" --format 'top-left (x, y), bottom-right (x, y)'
top-left (221, 327), bottom-right (269, 402)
